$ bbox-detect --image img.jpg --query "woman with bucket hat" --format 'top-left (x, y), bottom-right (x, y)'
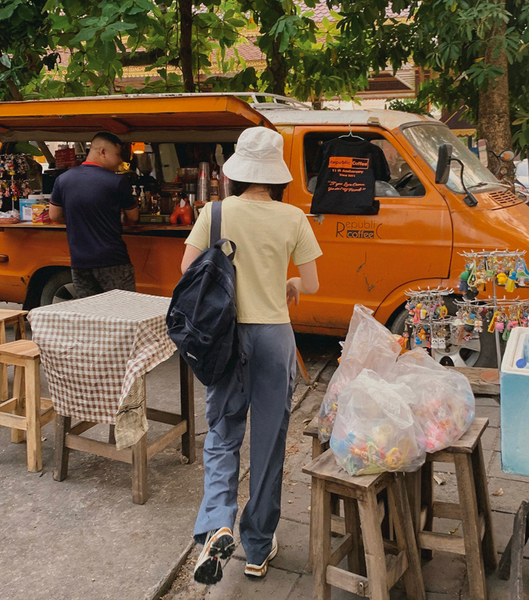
top-left (182, 126), bottom-right (322, 585)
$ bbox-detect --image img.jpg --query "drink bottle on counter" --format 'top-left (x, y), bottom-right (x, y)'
top-left (139, 186), bottom-right (148, 213)
top-left (197, 162), bottom-right (209, 202)
top-left (210, 171), bottom-right (219, 201)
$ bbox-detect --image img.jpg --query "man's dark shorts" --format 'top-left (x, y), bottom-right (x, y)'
top-left (71, 264), bottom-right (136, 298)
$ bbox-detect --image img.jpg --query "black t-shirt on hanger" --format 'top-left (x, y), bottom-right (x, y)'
top-left (310, 137), bottom-right (391, 215)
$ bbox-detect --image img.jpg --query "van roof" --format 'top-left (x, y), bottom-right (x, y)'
top-left (259, 109), bottom-right (438, 130)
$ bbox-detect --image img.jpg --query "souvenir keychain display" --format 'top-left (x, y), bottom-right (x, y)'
top-left (403, 287), bottom-right (453, 353)
top-left (454, 297), bottom-right (529, 343)
top-left (458, 249), bottom-right (529, 370)
top-left (0, 153), bottom-right (33, 217)
top-left (458, 250), bottom-right (529, 299)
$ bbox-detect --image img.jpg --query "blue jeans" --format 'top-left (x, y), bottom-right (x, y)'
top-left (194, 323), bottom-right (296, 564)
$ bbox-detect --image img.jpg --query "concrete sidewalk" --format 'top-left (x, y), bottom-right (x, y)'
top-left (163, 370), bottom-right (529, 600)
top-left (0, 318), bottom-right (336, 600)
top-left (0, 351), bottom-right (210, 600)
top-left (2, 315), bottom-right (529, 600)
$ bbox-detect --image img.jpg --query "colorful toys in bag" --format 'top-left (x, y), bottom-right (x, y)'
top-left (330, 369), bottom-right (426, 476)
top-left (318, 304), bottom-right (401, 443)
top-left (390, 348), bottom-right (475, 453)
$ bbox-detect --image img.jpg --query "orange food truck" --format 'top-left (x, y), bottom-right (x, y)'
top-left (0, 93), bottom-right (527, 367)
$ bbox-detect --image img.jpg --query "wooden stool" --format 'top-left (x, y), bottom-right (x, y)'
top-left (0, 309), bottom-right (27, 401)
top-left (416, 417), bottom-right (497, 600)
top-left (304, 413), bottom-right (328, 460)
top-left (0, 309), bottom-right (28, 342)
top-left (303, 449), bottom-right (425, 600)
top-left (303, 415), bottom-right (343, 570)
top-left (0, 339), bottom-right (55, 472)
top-left (54, 354), bottom-right (195, 505)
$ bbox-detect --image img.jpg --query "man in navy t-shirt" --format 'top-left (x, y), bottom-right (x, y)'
top-left (49, 132), bottom-right (139, 298)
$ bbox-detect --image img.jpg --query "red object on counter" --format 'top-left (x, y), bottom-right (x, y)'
top-left (55, 147), bottom-right (77, 169)
top-left (170, 198), bottom-right (193, 225)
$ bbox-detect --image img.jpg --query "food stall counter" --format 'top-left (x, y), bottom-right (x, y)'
top-left (0, 221), bottom-right (193, 237)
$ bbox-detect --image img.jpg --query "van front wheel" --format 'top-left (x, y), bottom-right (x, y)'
top-left (40, 270), bottom-right (77, 305)
top-left (389, 306), bottom-right (501, 368)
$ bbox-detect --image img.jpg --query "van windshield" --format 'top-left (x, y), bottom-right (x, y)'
top-left (402, 124), bottom-right (501, 194)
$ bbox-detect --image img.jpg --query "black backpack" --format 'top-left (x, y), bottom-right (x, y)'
top-left (166, 201), bottom-right (238, 386)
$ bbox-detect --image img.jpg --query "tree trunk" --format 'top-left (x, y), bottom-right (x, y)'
top-left (178, 0), bottom-right (195, 93)
top-left (267, 37), bottom-right (287, 96)
top-left (477, 15), bottom-right (514, 184)
top-left (312, 95), bottom-right (322, 110)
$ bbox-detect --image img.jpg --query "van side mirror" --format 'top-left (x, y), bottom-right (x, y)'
top-left (478, 139), bottom-right (488, 167)
top-left (435, 143), bottom-right (453, 184)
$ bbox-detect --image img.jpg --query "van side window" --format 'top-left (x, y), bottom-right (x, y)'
top-left (371, 139), bottom-right (425, 197)
top-left (304, 133), bottom-right (425, 199)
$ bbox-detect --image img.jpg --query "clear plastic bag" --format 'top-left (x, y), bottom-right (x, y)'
top-left (390, 348), bottom-right (475, 452)
top-left (329, 369), bottom-right (426, 476)
top-left (318, 304), bottom-right (401, 442)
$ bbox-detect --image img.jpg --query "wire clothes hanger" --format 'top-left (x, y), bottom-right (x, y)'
top-left (339, 123), bottom-right (364, 141)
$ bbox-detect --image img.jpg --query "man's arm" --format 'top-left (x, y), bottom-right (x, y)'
top-left (49, 204), bottom-right (65, 223)
top-left (118, 176), bottom-right (139, 225)
top-left (122, 205), bottom-right (139, 226)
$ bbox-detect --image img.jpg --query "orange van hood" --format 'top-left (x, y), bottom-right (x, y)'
top-left (0, 94), bottom-right (275, 142)
top-left (449, 195), bottom-right (529, 279)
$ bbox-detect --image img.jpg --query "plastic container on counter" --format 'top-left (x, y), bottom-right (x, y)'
top-left (21, 195), bottom-right (43, 221)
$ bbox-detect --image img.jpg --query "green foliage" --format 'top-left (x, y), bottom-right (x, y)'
top-left (13, 142), bottom-right (44, 156)
top-left (513, 108), bottom-right (529, 159)
top-left (337, 0), bottom-right (529, 154)
top-left (0, 0), bottom-right (250, 99)
top-left (224, 0), bottom-right (363, 101)
top-left (386, 98), bottom-right (433, 117)
top-left (0, 0), bottom-right (52, 100)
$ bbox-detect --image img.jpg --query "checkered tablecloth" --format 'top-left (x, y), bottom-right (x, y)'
top-left (28, 290), bottom-right (176, 449)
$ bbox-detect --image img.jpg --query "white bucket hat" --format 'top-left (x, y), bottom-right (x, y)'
top-left (222, 127), bottom-right (293, 184)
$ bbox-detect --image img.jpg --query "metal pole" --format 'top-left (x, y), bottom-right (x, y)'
top-left (490, 261), bottom-right (503, 369)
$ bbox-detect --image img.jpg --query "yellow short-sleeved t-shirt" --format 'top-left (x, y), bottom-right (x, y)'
top-left (185, 196), bottom-right (322, 324)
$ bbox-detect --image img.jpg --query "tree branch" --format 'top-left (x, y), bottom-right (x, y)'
top-left (119, 49), bottom-right (180, 68)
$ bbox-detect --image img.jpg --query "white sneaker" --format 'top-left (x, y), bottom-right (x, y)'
top-left (193, 527), bottom-right (235, 585)
top-left (244, 534), bottom-right (278, 578)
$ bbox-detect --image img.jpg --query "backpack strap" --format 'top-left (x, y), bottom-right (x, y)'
top-left (210, 201), bottom-right (222, 247)
top-left (210, 201), bottom-right (236, 261)
top-left (213, 238), bottom-right (236, 261)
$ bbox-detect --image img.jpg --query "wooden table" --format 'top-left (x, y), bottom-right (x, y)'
top-left (450, 366), bottom-right (500, 401)
top-left (28, 290), bottom-right (195, 503)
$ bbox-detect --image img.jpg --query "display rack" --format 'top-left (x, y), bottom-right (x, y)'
top-left (459, 250), bottom-right (528, 370)
top-left (404, 287), bottom-right (454, 352)
top-left (0, 153), bottom-right (33, 215)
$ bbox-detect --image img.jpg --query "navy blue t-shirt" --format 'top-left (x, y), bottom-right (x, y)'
top-left (51, 164), bottom-right (136, 269)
